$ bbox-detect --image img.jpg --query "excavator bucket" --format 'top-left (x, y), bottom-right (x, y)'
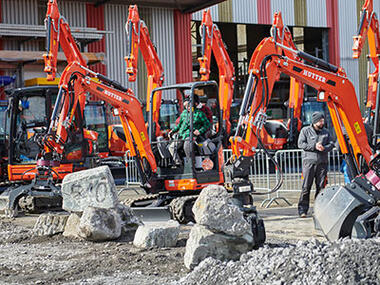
top-left (314, 175), bottom-right (380, 240)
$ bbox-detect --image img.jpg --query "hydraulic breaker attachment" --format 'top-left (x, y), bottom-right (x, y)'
top-left (314, 171), bottom-right (380, 241)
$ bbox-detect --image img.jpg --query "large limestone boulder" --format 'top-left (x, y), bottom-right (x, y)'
top-left (184, 224), bottom-right (254, 270)
top-left (115, 203), bottom-right (143, 240)
top-left (33, 213), bottom-right (69, 236)
top-left (133, 220), bottom-right (180, 248)
top-left (77, 206), bottom-right (122, 241)
top-left (193, 185), bottom-right (252, 237)
top-left (184, 185), bottom-right (258, 269)
top-left (63, 212), bottom-right (82, 238)
top-left (61, 166), bottom-right (119, 212)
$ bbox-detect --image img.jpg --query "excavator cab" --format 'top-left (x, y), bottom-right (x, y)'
top-left (0, 100), bottom-right (8, 182)
top-left (4, 86), bottom-right (105, 181)
top-left (148, 81), bottom-right (224, 193)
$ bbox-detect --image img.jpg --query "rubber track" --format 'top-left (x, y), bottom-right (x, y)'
top-left (122, 194), bottom-right (160, 207)
top-left (169, 195), bottom-right (198, 224)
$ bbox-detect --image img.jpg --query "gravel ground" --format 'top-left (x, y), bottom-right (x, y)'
top-left (1, 216), bottom-right (379, 285)
top-left (0, 220), bottom-right (188, 285)
top-left (176, 238), bottom-right (380, 285)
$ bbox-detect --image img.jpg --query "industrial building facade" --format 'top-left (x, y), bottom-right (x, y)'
top-left (0, 0), bottom-right (378, 109)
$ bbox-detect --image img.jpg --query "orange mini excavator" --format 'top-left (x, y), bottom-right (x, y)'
top-left (226, 19), bottom-right (379, 240)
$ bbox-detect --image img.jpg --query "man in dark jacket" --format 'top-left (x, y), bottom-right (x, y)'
top-left (297, 112), bottom-right (334, 217)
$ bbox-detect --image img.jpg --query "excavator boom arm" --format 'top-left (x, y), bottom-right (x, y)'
top-left (43, 0), bottom-right (87, 81)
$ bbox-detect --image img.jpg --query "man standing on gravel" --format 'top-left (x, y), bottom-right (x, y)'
top-left (297, 112), bottom-right (334, 217)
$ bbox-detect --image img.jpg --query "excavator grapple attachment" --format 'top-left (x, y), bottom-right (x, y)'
top-left (0, 179), bottom-right (62, 217)
top-left (314, 173), bottom-right (380, 241)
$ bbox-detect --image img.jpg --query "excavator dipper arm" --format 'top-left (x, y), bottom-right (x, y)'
top-left (271, 12), bottom-right (305, 145)
top-left (43, 0), bottom-right (86, 81)
top-left (198, 10), bottom-right (235, 136)
top-left (352, 0), bottom-right (380, 119)
top-left (124, 5), bottom-right (164, 136)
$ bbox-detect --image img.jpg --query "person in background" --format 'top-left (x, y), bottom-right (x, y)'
top-left (297, 112), bottom-right (334, 218)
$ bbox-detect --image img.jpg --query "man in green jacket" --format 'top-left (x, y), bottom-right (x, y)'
top-left (169, 95), bottom-right (210, 162)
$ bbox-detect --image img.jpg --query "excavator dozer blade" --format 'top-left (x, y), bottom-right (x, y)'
top-left (131, 206), bottom-right (172, 223)
top-left (0, 187), bottom-right (23, 217)
top-left (313, 178), bottom-right (377, 241)
top-left (0, 194), bottom-right (13, 216)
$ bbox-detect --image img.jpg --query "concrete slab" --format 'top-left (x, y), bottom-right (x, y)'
top-left (259, 206), bottom-right (326, 241)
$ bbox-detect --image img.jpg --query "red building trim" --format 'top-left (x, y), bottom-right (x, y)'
top-left (0, 0), bottom-right (2, 51)
top-left (257, 0), bottom-right (271, 25)
top-left (86, 3), bottom-right (106, 75)
top-left (326, 0), bottom-right (340, 65)
top-left (174, 10), bottom-right (192, 83)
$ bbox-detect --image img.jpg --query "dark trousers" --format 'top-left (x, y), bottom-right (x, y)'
top-left (298, 161), bottom-right (328, 215)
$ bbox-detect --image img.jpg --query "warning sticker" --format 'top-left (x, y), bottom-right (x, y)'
top-left (140, 132), bottom-right (146, 141)
top-left (353, 122), bottom-right (362, 134)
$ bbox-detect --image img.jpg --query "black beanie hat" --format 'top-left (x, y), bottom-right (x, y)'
top-left (312, 112), bottom-right (324, 124)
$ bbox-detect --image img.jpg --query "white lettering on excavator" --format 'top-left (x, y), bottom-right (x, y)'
top-left (104, 90), bottom-right (122, 102)
top-left (302, 70), bottom-right (326, 83)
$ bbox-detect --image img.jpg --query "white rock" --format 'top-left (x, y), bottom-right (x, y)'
top-left (133, 220), bottom-right (180, 248)
top-left (78, 207), bottom-right (121, 241)
top-left (193, 185), bottom-right (251, 237)
top-left (33, 213), bottom-right (69, 236)
top-left (63, 212), bottom-right (82, 238)
top-left (184, 224), bottom-right (254, 270)
top-left (61, 166), bottom-right (119, 212)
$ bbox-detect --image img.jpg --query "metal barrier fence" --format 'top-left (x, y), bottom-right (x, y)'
top-left (124, 151), bottom-right (141, 187)
top-left (124, 148), bottom-right (346, 206)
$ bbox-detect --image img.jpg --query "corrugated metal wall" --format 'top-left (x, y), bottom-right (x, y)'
top-left (193, 0), bottom-right (331, 27)
top-left (374, 1), bottom-right (380, 15)
top-left (60, 1), bottom-right (87, 28)
top-left (294, 0), bottom-right (307, 26)
top-left (257, 0), bottom-right (272, 25)
top-left (2, 0), bottom-right (39, 51)
top-left (271, 0), bottom-right (295, 26)
top-left (174, 10), bottom-right (192, 83)
top-left (338, 0), bottom-right (360, 102)
top-left (2, 0), bottom-right (38, 25)
top-left (192, 4), bottom-right (219, 21)
top-left (306, 0), bottom-right (326, 27)
top-left (218, 0), bottom-right (232, 23)
top-left (104, 4), bottom-right (136, 94)
top-left (86, 3), bottom-right (106, 75)
top-left (104, 4), bottom-right (176, 101)
top-left (232, 0), bottom-right (257, 24)
top-left (150, 8), bottom-right (176, 88)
